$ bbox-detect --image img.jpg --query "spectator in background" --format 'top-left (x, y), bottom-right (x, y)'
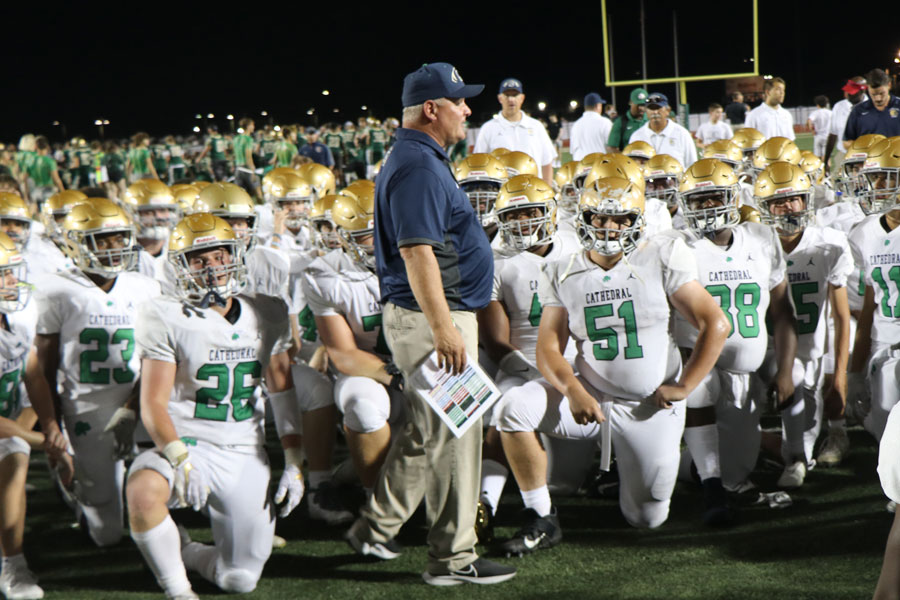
top-left (745, 77), bottom-right (795, 140)
top-left (627, 92), bottom-right (697, 169)
top-left (806, 95), bottom-right (832, 158)
top-left (725, 91), bottom-right (750, 127)
top-left (298, 127), bottom-right (335, 169)
top-left (570, 93), bottom-right (612, 161)
top-left (607, 88), bottom-right (648, 152)
top-left (605, 103), bottom-right (618, 120)
top-left (824, 77), bottom-right (867, 176)
top-left (547, 113), bottom-right (562, 167)
top-left (694, 103), bottom-right (734, 148)
top-left (843, 68), bottom-right (900, 147)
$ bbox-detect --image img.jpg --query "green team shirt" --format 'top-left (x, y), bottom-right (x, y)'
top-left (76, 148), bottom-right (93, 171)
top-left (29, 155), bottom-right (57, 187)
top-left (324, 132), bottom-right (343, 155)
top-left (150, 144), bottom-right (168, 171)
top-left (167, 144), bottom-right (185, 167)
top-left (131, 148), bottom-right (151, 175)
top-left (274, 141), bottom-right (298, 167)
top-left (16, 151), bottom-right (36, 174)
top-left (608, 111), bottom-right (648, 151)
top-left (208, 134), bottom-right (228, 161)
top-left (233, 134), bottom-right (254, 167)
top-left (339, 130), bottom-right (355, 152)
top-left (369, 127), bottom-right (388, 152)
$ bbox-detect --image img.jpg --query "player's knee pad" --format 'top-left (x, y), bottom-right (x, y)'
top-left (216, 567), bottom-right (260, 594)
top-left (624, 500), bottom-right (670, 529)
top-left (496, 383), bottom-right (540, 433)
top-left (337, 379), bottom-right (390, 434)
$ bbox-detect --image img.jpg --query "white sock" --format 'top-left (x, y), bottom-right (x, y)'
top-left (520, 485), bottom-right (552, 517)
top-left (829, 419), bottom-right (846, 431)
top-left (131, 515), bottom-right (192, 597)
top-left (684, 424), bottom-right (721, 481)
top-left (308, 470), bottom-right (330, 489)
top-left (479, 459), bottom-right (509, 515)
top-left (182, 541), bottom-right (219, 584)
top-left (1, 553), bottom-right (26, 572)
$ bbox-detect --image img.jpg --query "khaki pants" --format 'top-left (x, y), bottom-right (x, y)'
top-left (351, 302), bottom-right (481, 574)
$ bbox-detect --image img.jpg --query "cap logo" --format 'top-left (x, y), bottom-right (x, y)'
top-left (195, 235), bottom-right (217, 244)
top-left (510, 195), bottom-right (529, 204)
top-left (775, 187), bottom-right (795, 194)
top-left (638, 92), bottom-right (647, 100)
top-left (451, 68), bottom-right (461, 83)
top-left (695, 181), bottom-right (714, 188)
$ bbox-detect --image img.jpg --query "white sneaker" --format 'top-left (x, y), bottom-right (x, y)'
top-left (777, 461), bottom-right (807, 489)
top-left (0, 566), bottom-right (44, 600)
top-left (817, 429), bottom-right (849, 467)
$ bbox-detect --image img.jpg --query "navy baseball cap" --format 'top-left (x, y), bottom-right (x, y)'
top-left (647, 92), bottom-right (669, 108)
top-left (401, 62), bottom-right (484, 107)
top-left (499, 78), bottom-right (524, 94)
top-left (584, 92), bottom-right (606, 107)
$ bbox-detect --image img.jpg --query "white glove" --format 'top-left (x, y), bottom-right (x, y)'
top-left (274, 447), bottom-right (305, 517)
top-left (103, 407), bottom-right (137, 460)
top-left (498, 349), bottom-right (541, 381)
top-left (164, 440), bottom-right (209, 512)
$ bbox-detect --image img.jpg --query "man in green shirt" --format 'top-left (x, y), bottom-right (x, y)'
top-left (607, 88), bottom-right (649, 152)
top-left (233, 118), bottom-right (261, 200)
top-left (28, 136), bottom-right (64, 208)
top-left (197, 125), bottom-right (230, 181)
top-left (273, 127), bottom-right (299, 168)
top-left (126, 132), bottom-right (158, 182)
top-left (259, 129), bottom-right (278, 175)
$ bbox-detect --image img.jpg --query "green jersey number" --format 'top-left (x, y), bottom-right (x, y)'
top-left (705, 282), bottom-right (761, 338)
top-left (583, 299), bottom-right (644, 361)
top-left (528, 292), bottom-right (543, 327)
top-left (0, 369), bottom-right (21, 418)
top-left (871, 266), bottom-right (900, 318)
top-left (790, 281), bottom-right (820, 335)
top-left (297, 305), bottom-right (318, 342)
top-left (79, 328), bottom-right (136, 384)
top-left (194, 361), bottom-right (261, 422)
top-left (361, 314), bottom-right (391, 355)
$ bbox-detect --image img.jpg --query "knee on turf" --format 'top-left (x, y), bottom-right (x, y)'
top-left (622, 501), bottom-right (670, 529)
top-left (216, 567), bottom-right (260, 594)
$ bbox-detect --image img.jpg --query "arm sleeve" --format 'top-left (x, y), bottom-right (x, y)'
top-left (828, 237), bottom-right (855, 288)
top-left (302, 271), bottom-right (339, 317)
top-left (135, 301), bottom-right (176, 364)
top-left (660, 236), bottom-right (700, 296)
top-left (390, 167), bottom-right (447, 247)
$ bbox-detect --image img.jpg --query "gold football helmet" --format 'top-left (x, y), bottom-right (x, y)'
top-left (454, 153), bottom-right (509, 227)
top-left (754, 162), bottom-right (813, 234)
top-left (298, 162), bottom-right (337, 199)
top-left (310, 194), bottom-right (343, 251)
top-left (583, 155), bottom-right (646, 194)
top-left (839, 134), bottom-right (889, 197)
top-left (332, 193), bottom-right (375, 269)
top-left (61, 198), bottom-right (138, 277)
top-left (0, 193), bottom-right (32, 250)
top-left (623, 140), bottom-right (656, 164)
top-left (678, 158), bottom-right (741, 233)
top-left (269, 171), bottom-right (315, 229)
top-left (702, 140), bottom-right (744, 168)
top-left (554, 161), bottom-right (581, 213)
top-left (262, 167), bottom-right (300, 201)
top-left (577, 176), bottom-right (645, 256)
top-left (123, 180), bottom-right (180, 240)
top-left (42, 189), bottom-right (89, 240)
top-left (751, 137), bottom-right (802, 175)
top-left (642, 154), bottom-right (684, 208)
top-left (191, 180), bottom-right (211, 190)
top-left (490, 147), bottom-right (511, 158)
top-left (193, 183), bottom-right (259, 250)
top-left (170, 183), bottom-right (202, 215)
top-left (739, 205), bottom-right (762, 223)
top-left (859, 137), bottom-right (900, 214)
top-left (730, 127), bottom-right (766, 167)
top-left (798, 151), bottom-right (825, 185)
top-left (0, 231), bottom-right (30, 313)
top-left (494, 175), bottom-right (557, 251)
top-left (168, 213), bottom-right (247, 305)
top-left (499, 151), bottom-right (538, 177)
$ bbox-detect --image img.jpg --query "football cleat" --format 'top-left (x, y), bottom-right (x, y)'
top-left (816, 428), bottom-right (849, 468)
top-left (777, 460), bottom-right (807, 489)
top-left (501, 508), bottom-right (562, 557)
top-left (0, 565), bottom-right (44, 600)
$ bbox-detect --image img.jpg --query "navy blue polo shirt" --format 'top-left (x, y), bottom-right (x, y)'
top-left (298, 141), bottom-right (335, 168)
top-left (843, 95), bottom-right (900, 141)
top-left (374, 128), bottom-right (493, 311)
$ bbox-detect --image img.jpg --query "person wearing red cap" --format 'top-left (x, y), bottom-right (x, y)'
top-left (824, 77), bottom-right (868, 176)
top-left (843, 68), bottom-right (900, 148)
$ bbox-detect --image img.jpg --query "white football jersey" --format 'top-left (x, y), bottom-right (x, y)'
top-left (303, 250), bottom-right (389, 359)
top-left (672, 223), bottom-right (786, 373)
top-left (245, 245), bottom-right (291, 303)
top-left (849, 214), bottom-right (900, 344)
top-left (540, 234), bottom-right (697, 401)
top-left (288, 248), bottom-right (325, 362)
top-left (783, 226), bottom-right (854, 362)
top-left (22, 235), bottom-right (71, 282)
top-left (36, 271), bottom-right (162, 416)
top-left (818, 202), bottom-right (868, 312)
top-left (0, 301), bottom-right (37, 421)
top-left (136, 293), bottom-right (292, 446)
top-left (645, 198), bottom-right (674, 239)
top-left (492, 234), bottom-right (579, 363)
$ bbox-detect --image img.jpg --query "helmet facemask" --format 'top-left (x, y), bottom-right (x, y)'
top-left (311, 216), bottom-right (342, 252)
top-left (338, 226), bottom-right (376, 270)
top-left (760, 191), bottom-right (813, 235)
top-left (0, 259), bottom-right (30, 313)
top-left (66, 226), bottom-right (139, 277)
top-left (461, 180), bottom-right (501, 227)
top-left (577, 207), bottom-right (644, 256)
top-left (0, 217), bottom-right (31, 250)
top-left (276, 197), bottom-right (313, 231)
top-left (170, 241), bottom-right (247, 307)
top-left (679, 186), bottom-right (740, 234)
top-left (497, 202), bottom-right (556, 251)
top-left (135, 205), bottom-right (181, 240)
top-left (860, 167), bottom-right (900, 214)
top-left (557, 183), bottom-right (579, 213)
top-left (644, 175), bottom-right (680, 208)
top-left (219, 213), bottom-right (259, 253)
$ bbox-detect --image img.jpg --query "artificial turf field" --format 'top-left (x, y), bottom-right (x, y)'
top-left (18, 421), bottom-right (891, 600)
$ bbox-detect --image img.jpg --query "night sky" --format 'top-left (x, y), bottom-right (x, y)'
top-left (5, 0), bottom-right (896, 142)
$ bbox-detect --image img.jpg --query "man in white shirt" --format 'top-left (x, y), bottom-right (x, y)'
top-left (694, 103), bottom-right (734, 148)
top-left (824, 77), bottom-right (868, 177)
top-left (628, 92), bottom-right (698, 170)
top-left (474, 78), bottom-right (557, 184)
top-left (744, 77), bottom-right (795, 140)
top-left (806, 95), bottom-right (832, 158)
top-left (569, 93), bottom-right (612, 161)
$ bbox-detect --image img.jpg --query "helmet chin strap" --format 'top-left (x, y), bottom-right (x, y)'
top-left (199, 268), bottom-right (227, 308)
